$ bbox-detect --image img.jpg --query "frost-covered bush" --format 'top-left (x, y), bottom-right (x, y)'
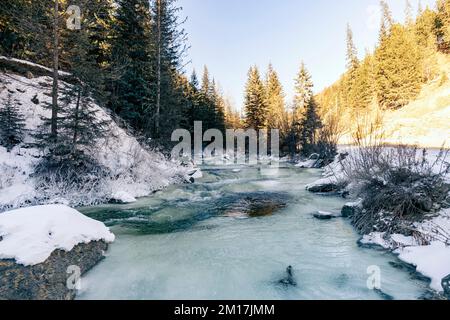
top-left (343, 146), bottom-right (450, 234)
top-left (0, 163), bottom-right (16, 189)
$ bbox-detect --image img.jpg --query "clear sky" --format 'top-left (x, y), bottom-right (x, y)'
top-left (179, 0), bottom-right (437, 111)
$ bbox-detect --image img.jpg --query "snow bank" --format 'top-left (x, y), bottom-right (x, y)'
top-left (0, 55), bottom-right (71, 77)
top-left (0, 69), bottom-right (189, 210)
top-left (360, 209), bottom-right (450, 292)
top-left (0, 205), bottom-right (115, 266)
top-left (314, 149), bottom-right (450, 293)
top-left (397, 242), bottom-right (450, 292)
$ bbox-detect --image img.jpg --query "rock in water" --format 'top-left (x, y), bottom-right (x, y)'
top-left (222, 192), bottom-right (288, 218)
top-left (374, 288), bottom-right (394, 300)
top-left (278, 266), bottom-right (297, 287)
top-left (341, 199), bottom-right (363, 218)
top-left (31, 94), bottom-right (39, 105)
top-left (313, 211), bottom-right (341, 220)
top-left (306, 182), bottom-right (341, 194)
top-left (0, 241), bottom-right (108, 300)
top-left (442, 274), bottom-right (450, 299)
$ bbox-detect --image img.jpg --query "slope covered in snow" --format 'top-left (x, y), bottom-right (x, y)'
top-left (0, 62), bottom-right (190, 211)
top-left (0, 204), bottom-right (114, 266)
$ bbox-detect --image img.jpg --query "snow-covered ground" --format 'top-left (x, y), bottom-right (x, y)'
top-left (0, 67), bottom-right (191, 211)
top-left (312, 147), bottom-right (450, 293)
top-left (0, 204), bottom-right (114, 266)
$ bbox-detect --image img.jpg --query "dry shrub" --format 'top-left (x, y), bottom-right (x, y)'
top-left (315, 111), bottom-right (344, 165)
top-left (342, 115), bottom-right (450, 234)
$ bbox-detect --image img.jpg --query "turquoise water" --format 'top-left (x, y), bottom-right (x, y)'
top-left (78, 166), bottom-right (429, 300)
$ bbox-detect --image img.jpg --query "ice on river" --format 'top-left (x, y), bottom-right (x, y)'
top-left (78, 166), bottom-right (429, 300)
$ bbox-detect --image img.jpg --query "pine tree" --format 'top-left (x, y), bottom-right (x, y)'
top-left (436, 0), bottom-right (450, 51)
top-left (244, 66), bottom-right (267, 130)
top-left (35, 2), bottom-right (110, 169)
top-left (149, 0), bottom-right (188, 140)
top-left (293, 62), bottom-right (314, 122)
top-left (212, 81), bottom-right (226, 133)
top-left (265, 64), bottom-right (285, 131)
top-left (109, 0), bottom-right (153, 131)
top-left (197, 66), bottom-right (217, 131)
top-left (344, 24), bottom-right (360, 112)
top-left (380, 0), bottom-right (394, 41)
top-left (405, 0), bottom-right (414, 26)
top-left (85, 0), bottom-right (116, 69)
top-left (0, 93), bottom-right (26, 151)
top-left (299, 97), bottom-right (322, 157)
top-left (352, 53), bottom-right (375, 112)
top-left (375, 24), bottom-right (422, 109)
top-left (346, 24), bottom-right (359, 71)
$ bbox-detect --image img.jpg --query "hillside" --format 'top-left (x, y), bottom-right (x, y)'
top-left (0, 58), bottom-right (190, 212)
top-left (334, 52), bottom-right (450, 148)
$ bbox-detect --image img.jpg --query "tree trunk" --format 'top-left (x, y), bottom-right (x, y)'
top-left (155, 0), bottom-right (161, 138)
top-left (51, 0), bottom-right (60, 142)
top-left (72, 88), bottom-right (82, 153)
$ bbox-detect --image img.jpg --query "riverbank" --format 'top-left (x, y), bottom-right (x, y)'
top-left (305, 149), bottom-right (450, 298)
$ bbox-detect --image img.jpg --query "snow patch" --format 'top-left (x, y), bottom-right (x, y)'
top-left (110, 191), bottom-right (137, 204)
top-left (0, 205), bottom-right (115, 266)
top-left (396, 242), bottom-right (450, 292)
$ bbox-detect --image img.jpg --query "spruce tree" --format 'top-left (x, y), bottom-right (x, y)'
top-left (352, 53), bottom-right (375, 112)
top-left (244, 66), bottom-right (267, 130)
top-left (293, 62), bottom-right (314, 122)
top-left (405, 0), bottom-right (414, 26)
top-left (0, 93), bottom-right (26, 151)
top-left (380, 0), bottom-right (394, 41)
top-left (299, 97), bottom-right (322, 157)
top-left (109, 0), bottom-right (153, 131)
top-left (436, 0), bottom-right (450, 51)
top-left (346, 24), bottom-right (359, 71)
top-left (344, 24), bottom-right (360, 112)
top-left (149, 0), bottom-right (188, 141)
top-left (212, 81), bottom-right (226, 133)
top-left (375, 24), bottom-right (422, 109)
top-left (35, 2), bottom-right (110, 171)
top-left (265, 64), bottom-right (286, 131)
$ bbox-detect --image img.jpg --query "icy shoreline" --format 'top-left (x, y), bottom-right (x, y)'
top-left (0, 204), bottom-right (115, 266)
top-left (305, 150), bottom-right (450, 296)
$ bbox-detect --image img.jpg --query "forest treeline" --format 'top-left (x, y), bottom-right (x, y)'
top-left (317, 0), bottom-right (450, 134)
top-left (0, 0), bottom-right (240, 163)
top-left (241, 0), bottom-right (449, 159)
top-left (0, 0), bottom-right (449, 167)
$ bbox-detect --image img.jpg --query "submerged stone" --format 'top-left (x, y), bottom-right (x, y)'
top-left (222, 192), bottom-right (289, 218)
top-left (278, 266), bottom-right (297, 288)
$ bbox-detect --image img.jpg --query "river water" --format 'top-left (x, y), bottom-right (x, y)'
top-left (78, 165), bottom-right (429, 300)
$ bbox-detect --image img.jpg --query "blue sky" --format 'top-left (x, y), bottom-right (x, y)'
top-left (179, 0), bottom-right (437, 111)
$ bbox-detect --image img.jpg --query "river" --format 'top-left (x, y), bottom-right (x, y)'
top-left (77, 165), bottom-right (429, 300)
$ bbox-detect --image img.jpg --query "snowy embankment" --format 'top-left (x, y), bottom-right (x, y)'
top-left (0, 61), bottom-right (193, 211)
top-left (308, 148), bottom-right (450, 293)
top-left (0, 205), bottom-right (114, 266)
